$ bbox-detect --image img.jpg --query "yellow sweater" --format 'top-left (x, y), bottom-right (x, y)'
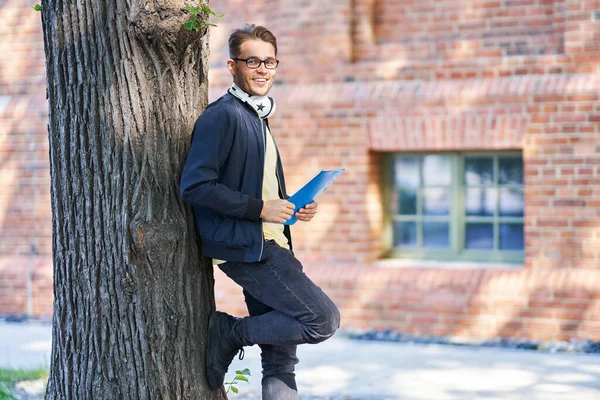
top-left (213, 126), bottom-right (288, 265)
top-left (261, 126), bottom-right (290, 249)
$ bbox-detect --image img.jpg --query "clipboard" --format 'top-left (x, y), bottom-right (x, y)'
top-left (284, 168), bottom-right (346, 225)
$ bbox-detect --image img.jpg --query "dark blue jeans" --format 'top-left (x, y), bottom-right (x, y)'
top-left (218, 240), bottom-right (340, 399)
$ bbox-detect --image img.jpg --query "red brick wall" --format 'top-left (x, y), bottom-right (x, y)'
top-left (0, 3), bottom-right (53, 316)
top-left (371, 0), bottom-right (565, 58)
top-left (210, 0), bottom-right (600, 341)
top-left (1, 0), bottom-right (599, 341)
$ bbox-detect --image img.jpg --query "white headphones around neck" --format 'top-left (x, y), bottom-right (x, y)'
top-left (228, 84), bottom-right (276, 119)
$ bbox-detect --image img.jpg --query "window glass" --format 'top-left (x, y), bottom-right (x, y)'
top-left (499, 188), bottom-right (524, 217)
top-left (395, 156), bottom-right (420, 187)
top-left (499, 223), bottom-right (524, 250)
top-left (423, 188), bottom-right (450, 216)
top-left (465, 188), bottom-right (496, 217)
top-left (466, 223), bottom-right (494, 250)
top-left (423, 155), bottom-right (452, 186)
top-left (499, 157), bottom-right (523, 185)
top-left (394, 221), bottom-right (417, 247)
top-left (398, 188), bottom-right (418, 215)
top-left (465, 157), bottom-right (493, 185)
top-left (423, 222), bottom-right (450, 249)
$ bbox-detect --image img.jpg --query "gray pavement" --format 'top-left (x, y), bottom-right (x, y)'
top-left (0, 321), bottom-right (52, 370)
top-left (1, 321), bottom-right (599, 399)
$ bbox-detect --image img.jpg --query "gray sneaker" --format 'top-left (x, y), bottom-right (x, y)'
top-left (206, 311), bottom-right (245, 390)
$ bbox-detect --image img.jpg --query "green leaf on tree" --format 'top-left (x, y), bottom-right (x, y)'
top-left (202, 6), bottom-right (224, 18)
top-left (231, 386), bottom-right (239, 393)
top-left (234, 375), bottom-right (249, 382)
top-left (185, 5), bottom-right (200, 15)
top-left (182, 3), bottom-right (224, 30)
top-left (33, 4), bottom-right (42, 11)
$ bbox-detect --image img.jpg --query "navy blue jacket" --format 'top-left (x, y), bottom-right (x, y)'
top-left (180, 92), bottom-right (292, 262)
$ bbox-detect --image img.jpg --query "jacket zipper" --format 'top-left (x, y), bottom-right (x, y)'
top-left (276, 166), bottom-right (284, 199)
top-left (258, 118), bottom-right (267, 261)
top-left (275, 148), bottom-right (285, 199)
top-left (273, 132), bottom-right (292, 250)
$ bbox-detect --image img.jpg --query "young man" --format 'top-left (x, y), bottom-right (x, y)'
top-left (180, 24), bottom-right (340, 399)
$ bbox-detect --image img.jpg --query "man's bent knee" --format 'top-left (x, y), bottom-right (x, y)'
top-left (305, 305), bottom-right (340, 344)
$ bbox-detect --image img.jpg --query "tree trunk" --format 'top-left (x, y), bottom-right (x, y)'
top-left (40, 0), bottom-right (224, 398)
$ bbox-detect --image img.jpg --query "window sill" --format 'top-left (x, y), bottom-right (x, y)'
top-left (374, 258), bottom-right (524, 270)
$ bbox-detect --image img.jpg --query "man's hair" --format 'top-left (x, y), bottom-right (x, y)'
top-left (229, 24), bottom-right (278, 58)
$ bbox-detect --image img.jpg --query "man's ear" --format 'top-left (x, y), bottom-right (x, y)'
top-left (227, 59), bottom-right (236, 77)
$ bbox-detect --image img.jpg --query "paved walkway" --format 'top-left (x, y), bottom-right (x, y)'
top-left (1, 321), bottom-right (599, 399)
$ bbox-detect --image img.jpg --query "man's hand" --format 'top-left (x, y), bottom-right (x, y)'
top-left (296, 201), bottom-right (318, 222)
top-left (261, 199), bottom-right (296, 223)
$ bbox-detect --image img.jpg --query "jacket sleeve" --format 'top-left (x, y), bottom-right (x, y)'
top-left (180, 105), bottom-right (263, 221)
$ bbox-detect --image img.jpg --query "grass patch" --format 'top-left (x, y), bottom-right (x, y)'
top-left (0, 368), bottom-right (48, 399)
top-left (0, 368), bottom-right (48, 383)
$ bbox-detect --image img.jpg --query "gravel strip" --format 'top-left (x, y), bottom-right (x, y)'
top-left (339, 328), bottom-right (600, 354)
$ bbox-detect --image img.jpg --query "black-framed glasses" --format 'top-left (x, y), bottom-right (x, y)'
top-left (232, 57), bottom-right (279, 69)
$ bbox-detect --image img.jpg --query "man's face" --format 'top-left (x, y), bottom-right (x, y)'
top-left (227, 39), bottom-right (277, 97)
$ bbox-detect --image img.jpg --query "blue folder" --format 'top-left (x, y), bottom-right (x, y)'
top-left (284, 168), bottom-right (346, 225)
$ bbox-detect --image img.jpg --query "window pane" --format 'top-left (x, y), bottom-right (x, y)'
top-left (465, 223), bottom-right (494, 250)
top-left (465, 157), bottom-right (493, 185)
top-left (395, 156), bottom-right (420, 187)
top-left (500, 223), bottom-right (524, 250)
top-left (499, 157), bottom-right (523, 185)
top-left (423, 222), bottom-right (449, 248)
top-left (423, 188), bottom-right (450, 216)
top-left (499, 188), bottom-right (524, 217)
top-left (423, 155), bottom-right (452, 186)
top-left (398, 188), bottom-right (417, 215)
top-left (465, 188), bottom-right (496, 216)
top-left (394, 221), bottom-right (417, 248)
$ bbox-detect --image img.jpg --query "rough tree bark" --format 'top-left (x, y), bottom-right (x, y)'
top-left (40, 0), bottom-right (225, 398)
